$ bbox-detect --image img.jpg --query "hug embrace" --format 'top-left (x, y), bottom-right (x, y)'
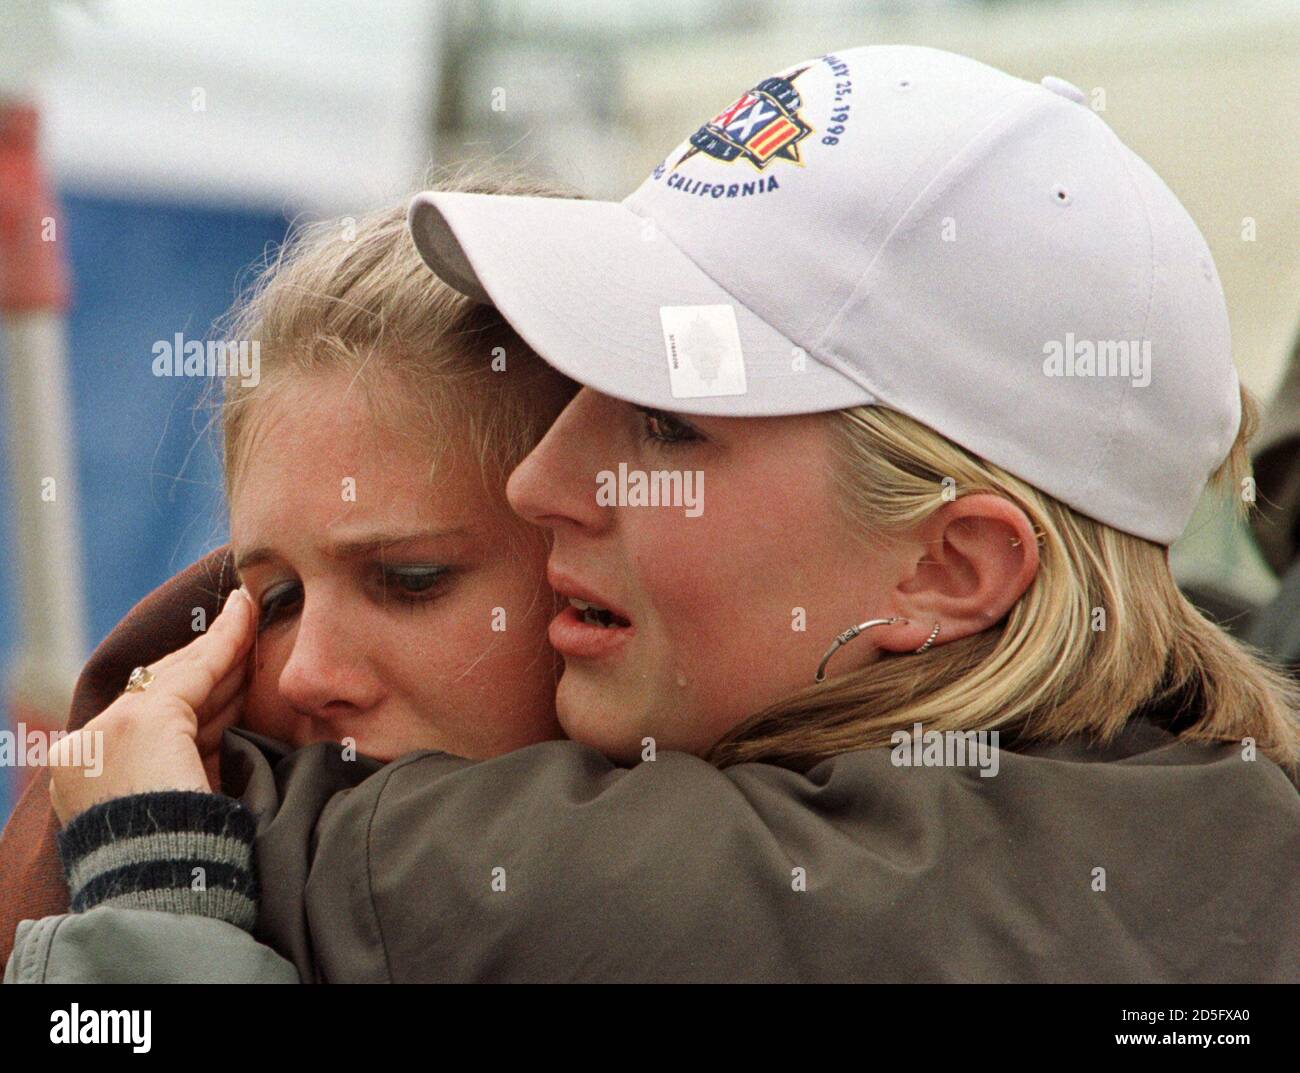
top-left (3, 45), bottom-right (1297, 984)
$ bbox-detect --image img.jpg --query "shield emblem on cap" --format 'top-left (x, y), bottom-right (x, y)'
top-left (677, 68), bottom-right (812, 171)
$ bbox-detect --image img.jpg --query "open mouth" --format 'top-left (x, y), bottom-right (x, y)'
top-left (547, 568), bottom-right (635, 660)
top-left (568, 597), bottom-right (631, 629)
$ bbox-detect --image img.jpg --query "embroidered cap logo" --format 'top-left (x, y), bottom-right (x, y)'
top-left (676, 67), bottom-right (813, 171)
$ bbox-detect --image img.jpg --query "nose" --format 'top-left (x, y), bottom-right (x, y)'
top-left (507, 387), bottom-right (613, 534)
top-left (276, 592), bottom-right (384, 722)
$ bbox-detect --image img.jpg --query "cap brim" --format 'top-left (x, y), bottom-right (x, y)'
top-left (408, 190), bottom-right (874, 417)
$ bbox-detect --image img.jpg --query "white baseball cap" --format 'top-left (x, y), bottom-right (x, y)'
top-left (409, 44), bottom-right (1240, 545)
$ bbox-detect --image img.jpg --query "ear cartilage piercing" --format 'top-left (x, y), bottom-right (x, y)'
top-left (914, 622), bottom-right (941, 653)
top-left (814, 617), bottom-right (907, 684)
top-left (1011, 525), bottom-right (1047, 548)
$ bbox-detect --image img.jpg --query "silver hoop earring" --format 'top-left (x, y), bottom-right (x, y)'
top-left (914, 622), bottom-right (941, 653)
top-left (815, 617), bottom-right (907, 683)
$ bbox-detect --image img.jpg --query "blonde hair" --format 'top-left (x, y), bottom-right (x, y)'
top-left (709, 386), bottom-right (1300, 773)
top-left (217, 172), bottom-right (577, 517)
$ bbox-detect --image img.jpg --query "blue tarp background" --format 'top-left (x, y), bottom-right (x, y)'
top-left (0, 191), bottom-right (290, 821)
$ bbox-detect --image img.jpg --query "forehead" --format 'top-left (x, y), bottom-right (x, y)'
top-left (228, 372), bottom-right (492, 543)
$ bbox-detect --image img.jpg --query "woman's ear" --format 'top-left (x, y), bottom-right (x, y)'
top-left (875, 493), bottom-right (1040, 653)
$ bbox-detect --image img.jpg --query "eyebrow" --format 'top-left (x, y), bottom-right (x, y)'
top-left (234, 527), bottom-right (475, 571)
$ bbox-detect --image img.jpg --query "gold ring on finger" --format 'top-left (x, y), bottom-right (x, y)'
top-left (123, 665), bottom-right (156, 693)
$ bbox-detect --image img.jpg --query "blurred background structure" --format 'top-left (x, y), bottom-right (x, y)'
top-left (1, 0), bottom-right (1297, 820)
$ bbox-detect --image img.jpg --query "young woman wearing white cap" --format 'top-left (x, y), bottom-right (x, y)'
top-left (406, 43), bottom-right (1299, 776)
top-left (12, 45), bottom-right (1299, 983)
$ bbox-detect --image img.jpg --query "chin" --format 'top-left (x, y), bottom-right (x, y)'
top-left (556, 681), bottom-right (645, 765)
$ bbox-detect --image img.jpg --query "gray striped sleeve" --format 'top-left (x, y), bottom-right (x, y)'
top-left (56, 791), bottom-right (258, 932)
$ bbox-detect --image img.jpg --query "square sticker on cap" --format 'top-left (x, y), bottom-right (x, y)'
top-left (660, 304), bottom-right (748, 399)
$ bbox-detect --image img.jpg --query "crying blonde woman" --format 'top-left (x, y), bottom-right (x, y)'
top-left (7, 46), bottom-right (1300, 984)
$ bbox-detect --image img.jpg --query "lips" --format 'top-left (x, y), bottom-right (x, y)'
top-left (547, 567), bottom-right (635, 660)
top-left (547, 568), bottom-right (631, 623)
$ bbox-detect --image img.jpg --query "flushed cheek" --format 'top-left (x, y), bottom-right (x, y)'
top-left (639, 584), bottom-right (724, 670)
top-left (630, 531), bottom-right (819, 715)
top-left (382, 640), bottom-right (555, 757)
top-left (241, 642), bottom-right (305, 745)
top-left (630, 500), bottom-right (773, 623)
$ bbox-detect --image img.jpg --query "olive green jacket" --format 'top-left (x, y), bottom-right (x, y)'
top-left (8, 715), bottom-right (1300, 983)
